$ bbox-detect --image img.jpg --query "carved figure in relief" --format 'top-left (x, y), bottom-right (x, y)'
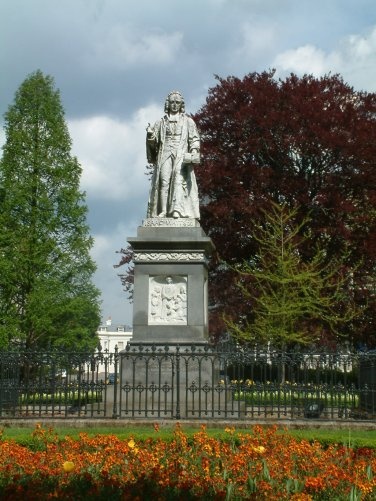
top-left (150, 286), bottom-right (162, 319)
top-left (173, 286), bottom-right (187, 321)
top-left (149, 276), bottom-right (187, 324)
top-left (146, 91), bottom-right (200, 219)
top-left (161, 276), bottom-right (178, 320)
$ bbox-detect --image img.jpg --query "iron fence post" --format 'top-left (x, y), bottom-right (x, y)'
top-left (112, 345), bottom-right (119, 418)
top-left (175, 345), bottom-right (181, 419)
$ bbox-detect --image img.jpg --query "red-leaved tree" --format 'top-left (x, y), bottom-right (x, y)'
top-left (193, 71), bottom-right (376, 346)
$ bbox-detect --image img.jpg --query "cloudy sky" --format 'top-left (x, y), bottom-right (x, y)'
top-left (1, 0), bottom-right (376, 328)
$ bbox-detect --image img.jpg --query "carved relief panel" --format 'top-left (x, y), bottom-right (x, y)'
top-left (148, 275), bottom-right (187, 325)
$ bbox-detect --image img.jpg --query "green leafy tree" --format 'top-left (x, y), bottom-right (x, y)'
top-left (0, 70), bottom-right (101, 350)
top-left (226, 203), bottom-right (358, 348)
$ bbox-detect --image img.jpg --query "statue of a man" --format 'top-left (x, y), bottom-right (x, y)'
top-left (146, 91), bottom-right (200, 219)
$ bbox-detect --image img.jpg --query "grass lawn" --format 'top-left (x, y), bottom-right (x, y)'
top-left (2, 422), bottom-right (376, 449)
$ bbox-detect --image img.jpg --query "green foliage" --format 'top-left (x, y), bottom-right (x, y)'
top-left (0, 70), bottom-right (101, 350)
top-left (19, 390), bottom-right (102, 407)
top-left (240, 363), bottom-right (359, 387)
top-left (233, 385), bottom-right (358, 407)
top-left (226, 203), bottom-right (358, 347)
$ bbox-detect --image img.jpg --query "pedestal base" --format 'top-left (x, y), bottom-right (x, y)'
top-left (128, 219), bottom-right (215, 344)
top-left (119, 342), bottom-right (244, 419)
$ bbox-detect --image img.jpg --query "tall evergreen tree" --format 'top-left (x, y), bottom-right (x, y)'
top-left (0, 70), bottom-right (101, 350)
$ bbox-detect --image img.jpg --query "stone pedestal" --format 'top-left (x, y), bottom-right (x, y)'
top-left (119, 218), bottom-right (241, 418)
top-left (127, 218), bottom-right (215, 344)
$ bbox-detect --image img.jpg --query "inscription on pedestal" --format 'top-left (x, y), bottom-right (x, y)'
top-left (148, 275), bottom-right (187, 325)
top-left (143, 218), bottom-right (200, 228)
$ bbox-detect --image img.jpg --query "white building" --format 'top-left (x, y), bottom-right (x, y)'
top-left (95, 319), bottom-right (133, 376)
top-left (97, 318), bottom-right (133, 353)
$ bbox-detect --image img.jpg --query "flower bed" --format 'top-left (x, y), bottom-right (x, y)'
top-left (0, 424), bottom-right (375, 499)
top-left (232, 380), bottom-right (359, 407)
top-left (19, 390), bottom-right (102, 406)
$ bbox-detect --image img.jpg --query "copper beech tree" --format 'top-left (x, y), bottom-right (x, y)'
top-left (117, 71), bottom-right (376, 347)
top-left (193, 71), bottom-right (376, 346)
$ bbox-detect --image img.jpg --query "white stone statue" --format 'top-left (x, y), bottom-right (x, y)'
top-left (146, 91), bottom-right (200, 219)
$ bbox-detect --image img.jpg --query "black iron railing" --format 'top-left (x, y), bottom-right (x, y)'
top-left (0, 344), bottom-right (375, 421)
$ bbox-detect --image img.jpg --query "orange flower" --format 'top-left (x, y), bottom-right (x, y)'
top-left (305, 476), bottom-right (325, 491)
top-left (0, 424), bottom-right (375, 499)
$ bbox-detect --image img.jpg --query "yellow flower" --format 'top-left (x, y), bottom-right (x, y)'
top-left (253, 446), bottom-right (266, 454)
top-left (128, 439), bottom-right (136, 449)
top-left (224, 427), bottom-right (235, 435)
top-left (63, 461), bottom-right (75, 473)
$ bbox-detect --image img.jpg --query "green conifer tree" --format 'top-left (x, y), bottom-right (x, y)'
top-left (0, 70), bottom-right (101, 350)
top-left (227, 203), bottom-right (357, 348)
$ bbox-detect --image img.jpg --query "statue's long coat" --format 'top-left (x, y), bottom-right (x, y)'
top-left (146, 113), bottom-right (200, 219)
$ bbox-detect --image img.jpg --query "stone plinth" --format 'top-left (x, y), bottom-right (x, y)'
top-left (118, 343), bottom-right (242, 419)
top-left (127, 218), bottom-right (215, 344)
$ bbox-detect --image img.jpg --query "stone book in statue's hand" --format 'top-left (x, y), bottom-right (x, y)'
top-left (183, 152), bottom-right (200, 164)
